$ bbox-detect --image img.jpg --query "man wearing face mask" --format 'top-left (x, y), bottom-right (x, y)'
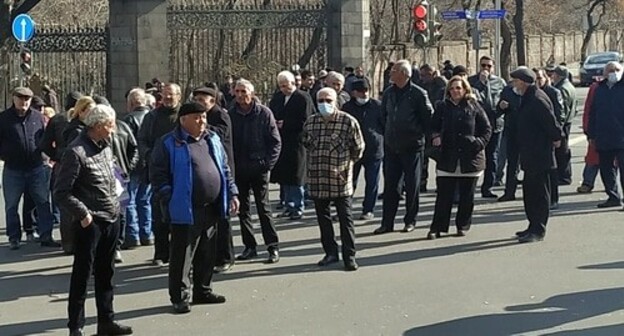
top-left (469, 56), bottom-right (506, 199)
top-left (342, 80), bottom-right (384, 220)
top-left (138, 83), bottom-right (182, 266)
top-left (587, 61), bottom-right (624, 209)
top-left (303, 87), bottom-right (365, 271)
top-left (510, 67), bottom-right (563, 243)
top-left (549, 66), bottom-right (577, 186)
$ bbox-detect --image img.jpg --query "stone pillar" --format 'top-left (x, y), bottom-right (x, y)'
top-left (108, 0), bottom-right (168, 113)
top-left (327, 0), bottom-right (370, 71)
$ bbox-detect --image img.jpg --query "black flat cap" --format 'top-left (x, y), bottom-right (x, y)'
top-left (13, 87), bottom-right (33, 97)
top-left (31, 96), bottom-right (46, 108)
top-left (452, 65), bottom-right (468, 76)
top-left (192, 87), bottom-right (218, 98)
top-left (352, 80), bottom-right (369, 91)
top-left (554, 65), bottom-right (569, 78)
top-left (178, 102), bottom-right (207, 117)
top-left (510, 67), bottom-right (536, 84)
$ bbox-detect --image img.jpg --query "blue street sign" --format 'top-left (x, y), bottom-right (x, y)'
top-left (12, 14), bottom-right (36, 43)
top-left (478, 9), bottom-right (506, 20)
top-left (441, 10), bottom-right (467, 20)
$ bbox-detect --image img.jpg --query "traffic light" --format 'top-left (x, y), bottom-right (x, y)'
top-left (429, 5), bottom-right (443, 45)
top-left (20, 49), bottom-right (32, 76)
top-left (412, 0), bottom-right (430, 48)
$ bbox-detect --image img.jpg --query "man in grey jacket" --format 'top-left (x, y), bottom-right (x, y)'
top-left (551, 65), bottom-right (577, 185)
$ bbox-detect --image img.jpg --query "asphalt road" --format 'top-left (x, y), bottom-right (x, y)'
top-left (2, 87), bottom-right (624, 336)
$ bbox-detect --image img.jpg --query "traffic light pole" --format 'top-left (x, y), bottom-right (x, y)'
top-left (18, 43), bottom-right (25, 87)
top-left (494, 0), bottom-right (501, 75)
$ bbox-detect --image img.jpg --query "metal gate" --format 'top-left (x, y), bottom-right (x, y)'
top-left (167, 1), bottom-right (328, 102)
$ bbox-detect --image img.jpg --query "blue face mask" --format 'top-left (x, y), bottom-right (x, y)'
top-left (318, 102), bottom-right (335, 116)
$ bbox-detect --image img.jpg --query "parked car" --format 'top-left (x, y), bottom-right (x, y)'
top-left (579, 51), bottom-right (623, 86)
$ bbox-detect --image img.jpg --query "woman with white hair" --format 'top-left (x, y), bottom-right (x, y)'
top-left (54, 104), bottom-right (133, 336)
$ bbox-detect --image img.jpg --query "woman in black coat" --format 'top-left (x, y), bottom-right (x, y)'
top-left (428, 76), bottom-right (492, 239)
top-left (269, 78), bottom-right (314, 220)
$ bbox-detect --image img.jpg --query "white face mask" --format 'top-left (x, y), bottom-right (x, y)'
top-left (355, 97), bottom-right (369, 105)
top-left (608, 71), bottom-right (622, 84)
top-left (318, 102), bottom-right (335, 117)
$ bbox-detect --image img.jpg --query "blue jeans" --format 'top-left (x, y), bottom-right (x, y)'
top-left (283, 184), bottom-right (305, 214)
top-left (3, 165), bottom-right (54, 242)
top-left (582, 164), bottom-right (600, 188)
top-left (353, 158), bottom-right (382, 213)
top-left (125, 173), bottom-right (153, 242)
top-left (481, 131), bottom-right (502, 195)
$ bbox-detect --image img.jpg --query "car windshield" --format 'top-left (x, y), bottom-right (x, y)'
top-left (586, 55), bottom-right (619, 64)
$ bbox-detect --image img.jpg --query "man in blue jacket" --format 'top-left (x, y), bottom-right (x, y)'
top-left (1, 87), bottom-right (60, 250)
top-left (150, 102), bottom-right (239, 314)
top-left (588, 61), bottom-right (624, 209)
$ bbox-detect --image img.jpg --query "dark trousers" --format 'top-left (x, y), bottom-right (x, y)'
top-left (421, 156), bottom-right (430, 188)
top-left (522, 170), bottom-right (551, 236)
top-left (504, 136), bottom-right (521, 196)
top-left (313, 197), bottom-right (356, 260)
top-left (215, 217), bottom-right (235, 265)
top-left (430, 176), bottom-right (478, 233)
top-left (67, 219), bottom-right (119, 331)
top-left (549, 169), bottom-right (560, 205)
top-left (598, 149), bottom-right (624, 202)
top-left (237, 172), bottom-right (278, 250)
top-left (555, 123), bottom-right (572, 184)
top-left (481, 131), bottom-right (502, 195)
top-left (169, 206), bottom-right (218, 304)
top-left (353, 158), bottom-right (382, 214)
top-left (381, 149), bottom-right (423, 229)
top-left (22, 192), bottom-right (36, 234)
top-left (151, 196), bottom-right (169, 262)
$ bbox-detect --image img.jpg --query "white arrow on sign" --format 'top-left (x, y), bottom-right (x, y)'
top-left (20, 19), bottom-right (26, 42)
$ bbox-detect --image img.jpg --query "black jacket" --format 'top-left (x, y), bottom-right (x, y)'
top-left (431, 98), bottom-right (492, 173)
top-left (63, 118), bottom-right (86, 147)
top-left (342, 98), bottom-right (384, 161)
top-left (269, 89), bottom-right (313, 185)
top-left (111, 119), bottom-right (139, 178)
top-left (40, 113), bottom-right (69, 162)
top-left (496, 85), bottom-right (522, 134)
top-left (138, 105), bottom-right (179, 182)
top-left (123, 106), bottom-right (150, 172)
top-left (381, 82), bottom-right (433, 153)
top-left (421, 77), bottom-right (447, 105)
top-left (469, 74), bottom-right (506, 133)
top-left (541, 84), bottom-right (564, 128)
top-left (207, 104), bottom-right (235, 177)
top-left (229, 101), bottom-right (282, 178)
top-left (54, 132), bottom-right (120, 225)
top-left (517, 86), bottom-right (563, 172)
top-left (0, 106), bottom-right (47, 170)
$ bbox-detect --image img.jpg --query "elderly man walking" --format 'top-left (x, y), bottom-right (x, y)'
top-left (303, 87), bottom-right (364, 271)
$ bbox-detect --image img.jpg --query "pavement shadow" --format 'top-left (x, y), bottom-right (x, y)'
top-left (403, 287), bottom-right (624, 336)
top-left (0, 305), bottom-right (172, 336)
top-left (578, 261), bottom-right (624, 270)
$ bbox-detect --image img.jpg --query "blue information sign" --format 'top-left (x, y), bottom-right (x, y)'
top-left (441, 11), bottom-right (467, 20)
top-left (12, 14), bottom-right (36, 43)
top-left (478, 9), bottom-right (506, 19)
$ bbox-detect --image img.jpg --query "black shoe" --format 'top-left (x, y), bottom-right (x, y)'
top-left (236, 247), bottom-right (258, 261)
top-left (121, 240), bottom-right (140, 250)
top-left (518, 233), bottom-right (544, 243)
top-left (214, 262), bottom-right (234, 273)
top-left (9, 240), bottom-right (20, 250)
top-left (317, 255), bottom-right (339, 266)
top-left (40, 239), bottom-right (61, 248)
top-left (493, 180), bottom-right (504, 187)
top-left (69, 328), bottom-right (84, 336)
top-left (276, 203), bottom-right (285, 210)
top-left (558, 179), bottom-right (572, 186)
top-left (597, 199), bottom-right (621, 208)
top-left (482, 192), bottom-right (498, 199)
top-left (267, 249), bottom-right (280, 264)
top-left (278, 209), bottom-right (292, 218)
top-left (402, 223), bottom-right (416, 233)
top-left (140, 238), bottom-right (155, 246)
top-left (373, 226), bottom-right (394, 235)
top-left (497, 194), bottom-right (516, 202)
top-left (172, 302), bottom-right (191, 314)
top-left (426, 231), bottom-right (441, 240)
top-left (193, 292), bottom-right (226, 305)
top-left (377, 193), bottom-right (384, 200)
top-left (515, 229), bottom-right (530, 238)
top-left (290, 212), bottom-right (303, 220)
top-left (97, 321), bottom-right (133, 335)
top-left (456, 230), bottom-right (466, 237)
top-left (344, 259), bottom-right (359, 271)
top-left (114, 250), bottom-right (123, 264)
top-left (550, 202), bottom-right (559, 210)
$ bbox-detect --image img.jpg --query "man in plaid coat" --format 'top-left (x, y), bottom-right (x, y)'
top-left (303, 87), bottom-right (365, 271)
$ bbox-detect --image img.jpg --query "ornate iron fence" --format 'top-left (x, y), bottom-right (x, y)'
top-left (167, 2), bottom-right (328, 103)
top-left (1, 26), bottom-right (108, 110)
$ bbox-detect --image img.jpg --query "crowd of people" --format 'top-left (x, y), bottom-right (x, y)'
top-left (3, 55), bottom-right (624, 336)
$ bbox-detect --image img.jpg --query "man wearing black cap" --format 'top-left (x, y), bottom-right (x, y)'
top-left (0, 87), bottom-right (60, 250)
top-left (192, 86), bottom-right (236, 272)
top-left (509, 67), bottom-right (563, 243)
top-left (342, 79), bottom-right (384, 220)
top-left (150, 102), bottom-right (239, 314)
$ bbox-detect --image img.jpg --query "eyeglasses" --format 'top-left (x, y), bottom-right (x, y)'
top-left (480, 63), bottom-right (493, 68)
top-left (317, 99), bottom-right (334, 103)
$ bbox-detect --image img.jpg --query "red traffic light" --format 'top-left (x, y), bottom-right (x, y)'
top-left (414, 20), bottom-right (428, 32)
top-left (413, 5), bottom-right (427, 19)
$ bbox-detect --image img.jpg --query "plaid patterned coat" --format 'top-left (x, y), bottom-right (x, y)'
top-left (303, 111), bottom-right (365, 199)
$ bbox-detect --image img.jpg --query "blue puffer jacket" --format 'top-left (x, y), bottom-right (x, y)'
top-left (150, 127), bottom-right (239, 225)
top-left (588, 79), bottom-right (624, 151)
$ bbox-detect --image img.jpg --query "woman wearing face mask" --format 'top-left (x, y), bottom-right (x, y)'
top-left (303, 87), bottom-right (365, 271)
top-left (427, 76), bottom-right (492, 239)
